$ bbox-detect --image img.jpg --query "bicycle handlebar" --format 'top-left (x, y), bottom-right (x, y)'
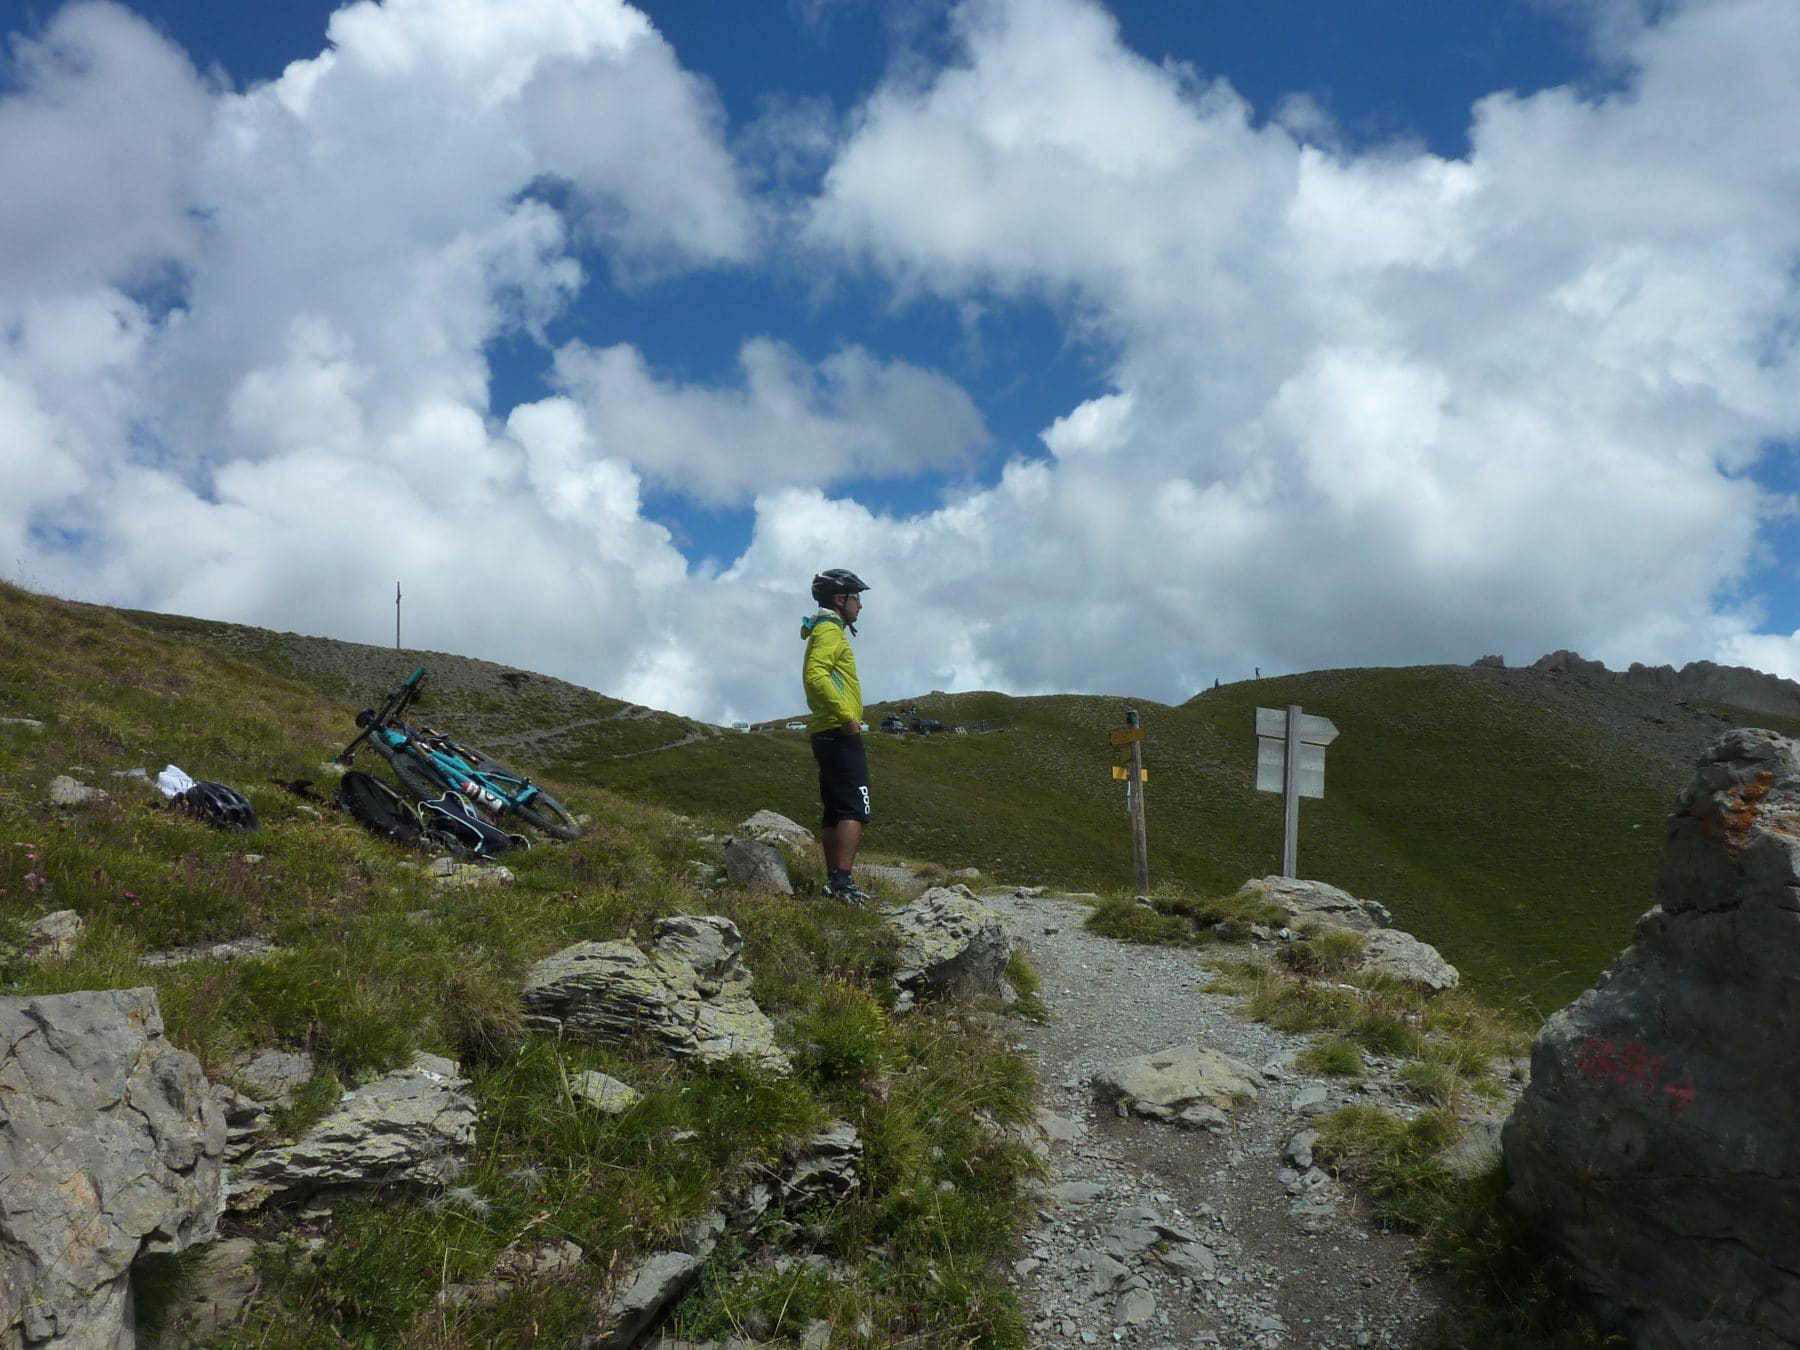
top-left (335, 667), bottom-right (429, 763)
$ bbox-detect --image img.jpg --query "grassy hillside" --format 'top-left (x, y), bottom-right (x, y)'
top-left (600, 672), bottom-right (1793, 1017)
top-left (113, 603), bottom-right (711, 764)
top-left (79, 594), bottom-right (1800, 1015)
top-left (0, 583), bottom-right (1036, 1347)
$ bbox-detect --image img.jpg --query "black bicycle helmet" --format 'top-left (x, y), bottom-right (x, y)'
top-left (177, 781), bottom-right (259, 831)
top-left (811, 569), bottom-right (870, 605)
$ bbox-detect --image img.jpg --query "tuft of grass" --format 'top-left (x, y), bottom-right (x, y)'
top-left (1085, 887), bottom-right (1282, 947)
top-left (1003, 950), bottom-right (1046, 1021)
top-left (1313, 1104), bottom-right (1462, 1231)
top-left (1277, 928), bottom-right (1367, 977)
top-left (1296, 1035), bottom-right (1364, 1078)
top-left (1085, 898), bottom-right (1204, 947)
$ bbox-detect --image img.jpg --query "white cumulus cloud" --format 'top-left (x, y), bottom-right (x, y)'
top-left (4, 0), bottom-right (1800, 727)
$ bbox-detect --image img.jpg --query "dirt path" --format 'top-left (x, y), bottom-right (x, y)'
top-left (979, 890), bottom-right (1439, 1349)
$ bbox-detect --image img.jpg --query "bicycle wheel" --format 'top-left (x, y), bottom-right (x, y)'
top-left (514, 788), bottom-right (582, 841)
top-left (372, 739), bottom-right (451, 802)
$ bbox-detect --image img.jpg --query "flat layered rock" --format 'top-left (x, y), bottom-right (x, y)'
top-left (227, 1052), bottom-right (475, 1212)
top-left (1092, 1044), bottom-right (1261, 1126)
top-left (523, 916), bottom-right (790, 1074)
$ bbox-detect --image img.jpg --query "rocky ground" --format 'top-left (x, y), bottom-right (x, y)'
top-left (981, 889), bottom-right (1443, 1350)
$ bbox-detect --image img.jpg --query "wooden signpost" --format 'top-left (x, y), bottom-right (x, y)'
top-left (1255, 705), bottom-right (1339, 878)
top-left (1111, 710), bottom-right (1150, 896)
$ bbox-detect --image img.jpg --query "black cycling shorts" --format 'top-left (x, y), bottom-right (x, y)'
top-left (811, 730), bottom-right (871, 827)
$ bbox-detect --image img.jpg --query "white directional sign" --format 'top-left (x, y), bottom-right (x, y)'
top-left (1257, 737), bottom-right (1325, 798)
top-left (1255, 705), bottom-right (1341, 878)
top-left (1255, 707), bottom-right (1339, 746)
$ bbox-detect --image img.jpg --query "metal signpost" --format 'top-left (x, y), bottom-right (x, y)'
top-left (1111, 709), bottom-right (1150, 896)
top-left (1255, 705), bottom-right (1339, 878)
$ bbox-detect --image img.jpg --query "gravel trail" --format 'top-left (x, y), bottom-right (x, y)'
top-left (980, 890), bottom-right (1439, 1350)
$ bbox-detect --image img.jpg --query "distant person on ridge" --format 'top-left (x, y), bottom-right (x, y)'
top-left (802, 568), bottom-right (874, 905)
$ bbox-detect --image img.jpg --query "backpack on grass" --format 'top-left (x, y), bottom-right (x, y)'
top-left (416, 790), bottom-right (527, 861)
top-left (336, 770), bottom-right (423, 845)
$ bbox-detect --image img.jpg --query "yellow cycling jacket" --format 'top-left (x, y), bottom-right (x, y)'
top-left (801, 611), bottom-right (861, 733)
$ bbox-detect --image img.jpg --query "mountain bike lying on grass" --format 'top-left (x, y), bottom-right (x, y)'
top-left (335, 666), bottom-right (583, 841)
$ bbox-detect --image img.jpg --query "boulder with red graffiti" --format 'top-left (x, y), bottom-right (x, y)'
top-left (1502, 727), bottom-right (1800, 1349)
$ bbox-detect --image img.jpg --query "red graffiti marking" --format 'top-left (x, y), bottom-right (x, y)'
top-left (1577, 1038), bottom-right (1696, 1116)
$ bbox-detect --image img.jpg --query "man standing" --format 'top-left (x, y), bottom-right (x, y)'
top-left (802, 568), bottom-right (874, 905)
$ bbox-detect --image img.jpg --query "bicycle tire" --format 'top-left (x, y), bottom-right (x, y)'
top-left (514, 789), bottom-right (582, 841)
top-left (372, 739), bottom-right (452, 801)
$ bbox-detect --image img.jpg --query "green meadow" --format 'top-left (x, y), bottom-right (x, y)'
top-left (6, 579), bottom-right (1786, 1345)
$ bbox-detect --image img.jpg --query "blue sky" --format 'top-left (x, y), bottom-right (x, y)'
top-left (3, 0), bottom-right (1798, 721)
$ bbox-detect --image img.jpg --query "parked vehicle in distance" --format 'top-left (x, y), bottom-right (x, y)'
top-left (880, 715), bottom-right (906, 734)
top-left (910, 718), bottom-right (944, 736)
top-left (785, 721), bottom-right (807, 731)
top-left (730, 721), bottom-right (750, 731)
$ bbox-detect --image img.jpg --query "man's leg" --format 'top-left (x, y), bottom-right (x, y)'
top-left (826, 819), bottom-right (863, 873)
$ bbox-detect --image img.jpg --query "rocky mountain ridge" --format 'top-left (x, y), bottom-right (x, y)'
top-left (1511, 649), bottom-right (1800, 721)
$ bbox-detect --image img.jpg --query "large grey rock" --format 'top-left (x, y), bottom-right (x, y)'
top-left (1503, 728), bottom-right (1800, 1349)
top-left (722, 838), bottom-right (793, 895)
top-left (885, 886), bottom-right (1012, 1000)
top-left (1357, 927), bottom-right (1459, 991)
top-left (522, 916), bottom-right (790, 1074)
top-left (736, 810), bottom-right (815, 851)
top-left (1237, 876), bottom-right (1392, 932)
top-left (227, 1052), bottom-right (475, 1211)
top-left (0, 988), bottom-right (225, 1350)
top-left (1092, 1045), bottom-right (1261, 1125)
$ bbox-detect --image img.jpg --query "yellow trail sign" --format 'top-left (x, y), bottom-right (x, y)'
top-left (1109, 727), bottom-right (1145, 745)
top-left (1111, 764), bottom-right (1149, 782)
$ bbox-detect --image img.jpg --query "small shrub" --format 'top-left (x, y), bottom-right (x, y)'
top-left (1297, 1035), bottom-right (1364, 1078)
top-left (1244, 977), bottom-right (1358, 1033)
top-left (1312, 1104), bottom-right (1460, 1231)
top-left (1002, 950), bottom-right (1047, 1022)
top-left (1278, 928), bottom-right (1367, 977)
top-left (795, 979), bottom-right (886, 1087)
top-left (1398, 1059), bottom-right (1460, 1106)
top-left (1084, 898), bottom-right (1204, 947)
top-left (1200, 958), bottom-right (1263, 996)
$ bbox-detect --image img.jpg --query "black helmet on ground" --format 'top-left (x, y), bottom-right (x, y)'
top-left (811, 569), bottom-right (869, 605)
top-left (177, 781), bottom-right (259, 831)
